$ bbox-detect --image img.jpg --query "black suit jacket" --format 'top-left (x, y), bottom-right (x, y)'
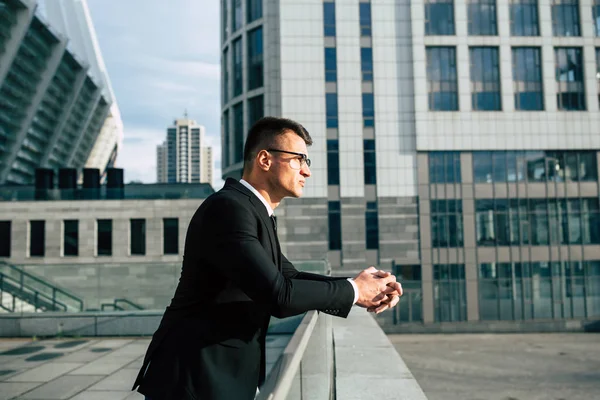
top-left (133, 178), bottom-right (354, 400)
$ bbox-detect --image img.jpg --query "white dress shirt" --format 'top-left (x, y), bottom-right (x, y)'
top-left (239, 179), bottom-right (359, 304)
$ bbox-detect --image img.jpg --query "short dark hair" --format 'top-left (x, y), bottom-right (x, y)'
top-left (243, 117), bottom-right (313, 173)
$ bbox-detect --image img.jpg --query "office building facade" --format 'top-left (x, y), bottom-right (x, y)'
top-left (220, 0), bottom-right (600, 325)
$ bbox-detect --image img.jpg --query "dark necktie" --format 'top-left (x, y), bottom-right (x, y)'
top-left (270, 215), bottom-right (282, 267)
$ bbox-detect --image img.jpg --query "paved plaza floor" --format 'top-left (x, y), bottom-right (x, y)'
top-left (0, 335), bottom-right (291, 400)
top-left (389, 333), bottom-right (600, 400)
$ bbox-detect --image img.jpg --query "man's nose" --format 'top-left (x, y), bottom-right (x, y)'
top-left (301, 164), bottom-right (311, 177)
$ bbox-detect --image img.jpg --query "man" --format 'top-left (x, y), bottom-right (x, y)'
top-left (133, 117), bottom-right (402, 400)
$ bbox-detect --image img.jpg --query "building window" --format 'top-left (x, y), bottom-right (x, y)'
top-left (512, 47), bottom-right (544, 110)
top-left (596, 48), bottom-right (600, 104)
top-left (595, 1), bottom-right (600, 36)
top-left (163, 218), bottom-right (179, 255)
top-left (555, 47), bottom-right (585, 110)
top-left (223, 47), bottom-right (229, 104)
top-left (233, 38), bottom-right (243, 97)
top-left (327, 139), bottom-right (340, 185)
top-left (552, 0), bottom-right (580, 36)
top-left (247, 0), bottom-right (262, 23)
top-left (362, 93), bottom-right (375, 127)
top-left (425, 0), bottom-right (455, 35)
top-left (0, 221), bottom-right (10, 257)
top-left (326, 93), bottom-right (338, 128)
top-left (475, 198), bottom-right (600, 246)
top-left (510, 0), bottom-right (539, 36)
top-left (248, 95), bottom-right (263, 129)
top-left (63, 220), bottom-right (78, 256)
top-left (364, 139), bottom-right (377, 185)
top-left (247, 27), bottom-right (263, 90)
top-left (359, 3), bottom-right (372, 36)
top-left (431, 200), bottom-right (463, 247)
top-left (392, 264), bottom-right (423, 322)
top-left (130, 219), bottom-right (146, 255)
top-left (233, 102), bottom-right (244, 164)
top-left (328, 201), bottom-right (342, 250)
top-left (366, 202), bottom-right (379, 250)
top-left (324, 2), bottom-right (336, 37)
top-left (222, 0), bottom-right (228, 39)
top-left (30, 220), bottom-right (45, 257)
top-left (433, 264), bottom-right (467, 322)
top-left (97, 219), bottom-right (112, 256)
top-left (470, 47), bottom-right (501, 111)
top-left (426, 47), bottom-right (458, 111)
top-left (360, 47), bottom-right (373, 81)
top-left (480, 262), bottom-right (600, 320)
top-left (232, 0), bottom-right (242, 32)
top-left (473, 151), bottom-right (597, 183)
top-left (468, 0), bottom-right (497, 35)
top-left (429, 152), bottom-right (461, 183)
top-left (325, 47), bottom-right (337, 82)
top-left (223, 110), bottom-right (230, 168)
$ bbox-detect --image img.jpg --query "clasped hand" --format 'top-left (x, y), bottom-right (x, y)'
top-left (352, 266), bottom-right (403, 314)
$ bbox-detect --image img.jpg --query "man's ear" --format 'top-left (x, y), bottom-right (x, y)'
top-left (256, 150), bottom-right (272, 171)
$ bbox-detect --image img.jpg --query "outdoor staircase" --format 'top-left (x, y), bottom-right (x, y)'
top-left (0, 261), bottom-right (83, 313)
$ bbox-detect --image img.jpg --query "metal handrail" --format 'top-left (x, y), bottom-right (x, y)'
top-left (0, 272), bottom-right (69, 312)
top-left (0, 262), bottom-right (83, 311)
top-left (114, 298), bottom-right (144, 310)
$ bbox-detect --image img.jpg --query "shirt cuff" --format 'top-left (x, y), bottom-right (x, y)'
top-left (346, 278), bottom-right (359, 305)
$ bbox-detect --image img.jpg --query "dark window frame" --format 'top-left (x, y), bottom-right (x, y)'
top-left (510, 0), bottom-right (540, 36)
top-left (555, 47), bottom-right (586, 111)
top-left (551, 0), bottom-right (581, 37)
top-left (63, 220), bottom-right (78, 257)
top-left (97, 219), bottom-right (112, 256)
top-left (426, 47), bottom-right (459, 111)
top-left (130, 219), bottom-right (146, 256)
top-left (163, 218), bottom-right (179, 255)
top-left (512, 47), bottom-right (544, 110)
top-left (247, 27), bottom-right (263, 90)
top-left (0, 221), bottom-right (11, 257)
top-left (328, 201), bottom-right (342, 250)
top-left (470, 46), bottom-right (502, 111)
top-left (468, 0), bottom-right (498, 36)
top-left (365, 201), bottom-right (379, 250)
top-left (30, 220), bottom-right (45, 257)
top-left (425, 0), bottom-right (455, 35)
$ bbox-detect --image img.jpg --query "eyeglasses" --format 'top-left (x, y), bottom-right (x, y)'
top-left (267, 149), bottom-right (311, 170)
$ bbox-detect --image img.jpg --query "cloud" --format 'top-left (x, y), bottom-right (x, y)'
top-left (87, 0), bottom-right (222, 186)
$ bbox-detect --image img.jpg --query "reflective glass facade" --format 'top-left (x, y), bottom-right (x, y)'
top-left (468, 0), bottom-right (497, 36)
top-left (426, 47), bottom-right (458, 111)
top-left (512, 47), bottom-right (544, 110)
top-left (425, 0), bottom-right (455, 35)
top-left (510, 0), bottom-right (539, 36)
top-left (431, 200), bottom-right (464, 247)
top-left (470, 47), bottom-right (501, 111)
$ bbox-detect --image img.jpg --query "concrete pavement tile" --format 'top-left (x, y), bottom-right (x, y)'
top-left (7, 362), bottom-right (83, 383)
top-left (123, 391), bottom-right (145, 399)
top-left (18, 375), bottom-right (104, 400)
top-left (86, 368), bottom-right (139, 391)
top-left (88, 339), bottom-right (133, 350)
top-left (69, 360), bottom-right (133, 376)
top-left (123, 356), bottom-right (144, 370)
top-left (0, 382), bottom-right (42, 400)
top-left (53, 348), bottom-right (109, 363)
top-left (69, 390), bottom-right (132, 400)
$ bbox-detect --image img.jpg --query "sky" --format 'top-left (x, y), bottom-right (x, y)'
top-left (86, 0), bottom-right (224, 189)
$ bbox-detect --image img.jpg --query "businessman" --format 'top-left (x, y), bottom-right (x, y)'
top-left (133, 117), bottom-right (402, 399)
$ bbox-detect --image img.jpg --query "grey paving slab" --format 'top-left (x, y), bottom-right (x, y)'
top-left (68, 360), bottom-right (133, 376)
top-left (86, 368), bottom-right (139, 391)
top-left (87, 339), bottom-right (134, 350)
top-left (18, 375), bottom-right (104, 400)
top-left (0, 382), bottom-right (41, 400)
top-left (123, 391), bottom-right (144, 400)
top-left (53, 348), bottom-right (110, 363)
top-left (123, 356), bottom-right (143, 370)
top-left (69, 390), bottom-right (132, 400)
top-left (7, 362), bottom-right (83, 383)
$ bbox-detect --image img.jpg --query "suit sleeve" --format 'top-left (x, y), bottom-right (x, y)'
top-left (281, 254), bottom-right (350, 282)
top-left (200, 196), bottom-right (354, 318)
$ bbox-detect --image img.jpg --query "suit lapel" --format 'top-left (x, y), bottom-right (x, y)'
top-left (225, 179), bottom-right (280, 269)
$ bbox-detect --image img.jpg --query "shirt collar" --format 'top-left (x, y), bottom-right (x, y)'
top-left (240, 179), bottom-right (274, 217)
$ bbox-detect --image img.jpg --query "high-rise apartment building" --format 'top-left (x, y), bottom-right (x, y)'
top-left (0, 0), bottom-right (120, 185)
top-left (156, 118), bottom-right (212, 184)
top-left (221, 0), bottom-right (600, 325)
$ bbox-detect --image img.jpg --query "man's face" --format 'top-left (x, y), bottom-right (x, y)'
top-left (268, 131), bottom-right (311, 199)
